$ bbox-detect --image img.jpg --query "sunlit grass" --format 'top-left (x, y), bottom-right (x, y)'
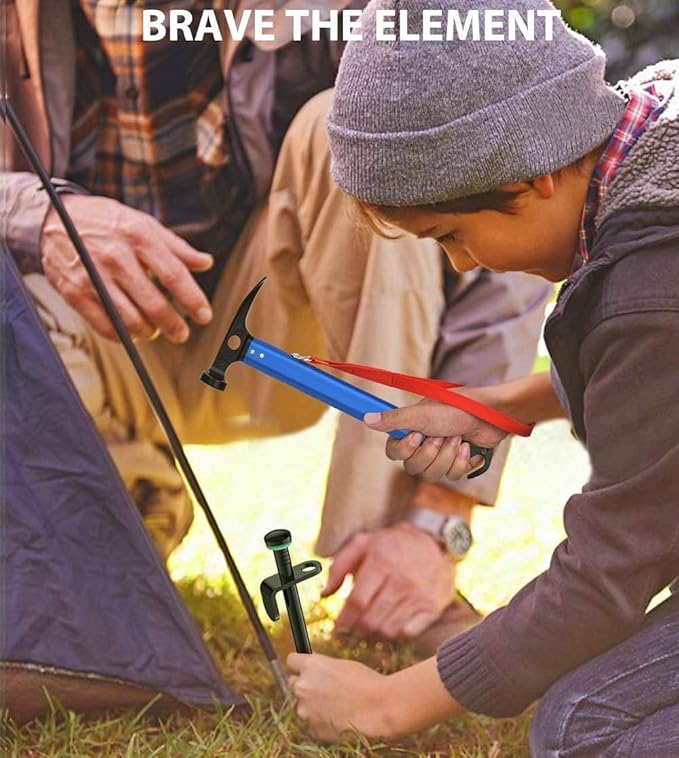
top-left (7, 381), bottom-right (594, 755)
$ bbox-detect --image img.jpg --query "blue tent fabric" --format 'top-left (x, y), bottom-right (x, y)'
top-left (0, 250), bottom-right (244, 712)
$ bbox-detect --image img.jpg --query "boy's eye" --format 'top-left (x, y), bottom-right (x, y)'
top-left (437, 232), bottom-right (458, 244)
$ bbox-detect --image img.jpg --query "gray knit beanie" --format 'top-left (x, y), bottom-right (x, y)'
top-left (328, 0), bottom-right (627, 206)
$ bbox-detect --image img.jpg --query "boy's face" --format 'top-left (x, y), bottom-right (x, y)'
top-left (379, 172), bottom-right (592, 282)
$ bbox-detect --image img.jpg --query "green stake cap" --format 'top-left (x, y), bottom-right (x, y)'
top-left (265, 529), bottom-right (292, 551)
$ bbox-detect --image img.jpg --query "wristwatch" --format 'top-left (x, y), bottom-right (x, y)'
top-left (404, 506), bottom-right (473, 560)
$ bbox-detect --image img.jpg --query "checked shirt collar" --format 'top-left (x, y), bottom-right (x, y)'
top-left (575, 83), bottom-right (669, 271)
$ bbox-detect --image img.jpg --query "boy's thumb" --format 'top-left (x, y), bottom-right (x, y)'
top-left (364, 409), bottom-right (403, 431)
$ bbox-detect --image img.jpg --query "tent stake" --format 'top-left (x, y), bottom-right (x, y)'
top-left (1, 98), bottom-right (290, 700)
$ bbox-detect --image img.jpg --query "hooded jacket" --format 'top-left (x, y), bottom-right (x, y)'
top-left (437, 61), bottom-right (679, 717)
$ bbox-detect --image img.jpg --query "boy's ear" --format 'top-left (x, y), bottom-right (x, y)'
top-left (530, 175), bottom-right (556, 199)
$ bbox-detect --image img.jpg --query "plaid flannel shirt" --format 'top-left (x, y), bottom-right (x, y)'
top-left (68, 0), bottom-right (250, 293)
top-left (576, 82), bottom-right (669, 268)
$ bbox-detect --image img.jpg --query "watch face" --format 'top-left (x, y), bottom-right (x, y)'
top-left (442, 519), bottom-right (473, 557)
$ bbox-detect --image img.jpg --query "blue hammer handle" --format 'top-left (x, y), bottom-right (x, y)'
top-left (244, 338), bottom-right (492, 477)
top-left (245, 338), bottom-right (411, 437)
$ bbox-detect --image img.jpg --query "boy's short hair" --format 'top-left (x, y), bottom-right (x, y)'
top-left (355, 188), bottom-right (523, 237)
top-left (355, 152), bottom-right (596, 237)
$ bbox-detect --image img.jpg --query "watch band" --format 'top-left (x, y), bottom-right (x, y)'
top-left (403, 506), bottom-right (472, 559)
top-left (404, 506), bottom-right (448, 538)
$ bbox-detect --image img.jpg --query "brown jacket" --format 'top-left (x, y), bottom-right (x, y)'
top-left (437, 61), bottom-right (679, 716)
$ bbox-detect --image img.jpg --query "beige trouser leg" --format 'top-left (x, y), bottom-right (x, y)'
top-left (25, 88), bottom-right (444, 558)
top-left (23, 274), bottom-right (195, 561)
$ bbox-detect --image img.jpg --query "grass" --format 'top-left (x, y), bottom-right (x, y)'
top-left (4, 366), bottom-right (596, 756)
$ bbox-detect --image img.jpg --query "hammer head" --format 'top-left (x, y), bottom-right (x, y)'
top-left (200, 277), bottom-right (266, 391)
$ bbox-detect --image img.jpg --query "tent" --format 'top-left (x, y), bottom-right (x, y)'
top-left (0, 251), bottom-right (245, 724)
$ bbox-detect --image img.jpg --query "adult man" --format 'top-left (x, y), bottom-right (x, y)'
top-left (3, 0), bottom-right (550, 652)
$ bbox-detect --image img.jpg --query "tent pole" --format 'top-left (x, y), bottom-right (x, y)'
top-left (1, 98), bottom-right (290, 700)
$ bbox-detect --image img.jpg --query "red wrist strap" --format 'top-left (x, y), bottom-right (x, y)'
top-left (308, 357), bottom-right (534, 437)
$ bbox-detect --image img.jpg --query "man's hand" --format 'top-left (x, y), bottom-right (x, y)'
top-left (322, 522), bottom-right (455, 639)
top-left (364, 394), bottom-right (509, 482)
top-left (40, 194), bottom-right (214, 342)
top-left (287, 653), bottom-right (392, 742)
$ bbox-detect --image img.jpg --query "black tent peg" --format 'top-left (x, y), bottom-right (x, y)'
top-left (261, 530), bottom-right (321, 654)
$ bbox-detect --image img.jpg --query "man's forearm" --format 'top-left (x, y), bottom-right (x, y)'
top-left (410, 481), bottom-right (475, 520)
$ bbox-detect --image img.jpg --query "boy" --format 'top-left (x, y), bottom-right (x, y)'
top-left (287, 0), bottom-right (679, 753)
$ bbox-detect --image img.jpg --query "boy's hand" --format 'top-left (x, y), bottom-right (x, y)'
top-left (40, 194), bottom-right (214, 342)
top-left (364, 395), bottom-right (508, 482)
top-left (288, 655), bottom-right (462, 742)
top-left (322, 522), bottom-right (455, 639)
top-left (287, 653), bottom-right (392, 742)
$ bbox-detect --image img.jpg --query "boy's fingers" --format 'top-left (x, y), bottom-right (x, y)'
top-left (287, 652), bottom-right (309, 674)
top-left (446, 442), bottom-right (474, 481)
top-left (365, 403), bottom-right (463, 438)
top-left (420, 436), bottom-right (462, 482)
top-left (364, 408), bottom-right (411, 432)
top-left (385, 432), bottom-right (423, 461)
top-left (402, 437), bottom-right (446, 477)
top-left (468, 453), bottom-right (486, 475)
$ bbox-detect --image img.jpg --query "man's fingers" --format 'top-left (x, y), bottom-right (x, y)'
top-left (402, 610), bottom-right (438, 638)
top-left (322, 533), bottom-right (371, 597)
top-left (137, 244), bottom-right (213, 327)
top-left (377, 599), bottom-right (434, 640)
top-left (40, 196), bottom-right (215, 335)
top-left (108, 285), bottom-right (157, 341)
top-left (335, 563), bottom-right (387, 632)
top-left (115, 259), bottom-right (195, 342)
top-left (157, 223), bottom-right (214, 271)
top-left (65, 286), bottom-right (155, 342)
top-left (66, 295), bottom-right (118, 341)
top-left (354, 581), bottom-right (405, 638)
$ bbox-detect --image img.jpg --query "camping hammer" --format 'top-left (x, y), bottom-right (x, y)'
top-left (201, 278), bottom-right (493, 478)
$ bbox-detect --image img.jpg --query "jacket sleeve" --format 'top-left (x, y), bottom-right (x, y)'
top-left (430, 268), bottom-right (552, 506)
top-left (436, 310), bottom-right (679, 716)
top-left (3, 172), bottom-right (88, 274)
